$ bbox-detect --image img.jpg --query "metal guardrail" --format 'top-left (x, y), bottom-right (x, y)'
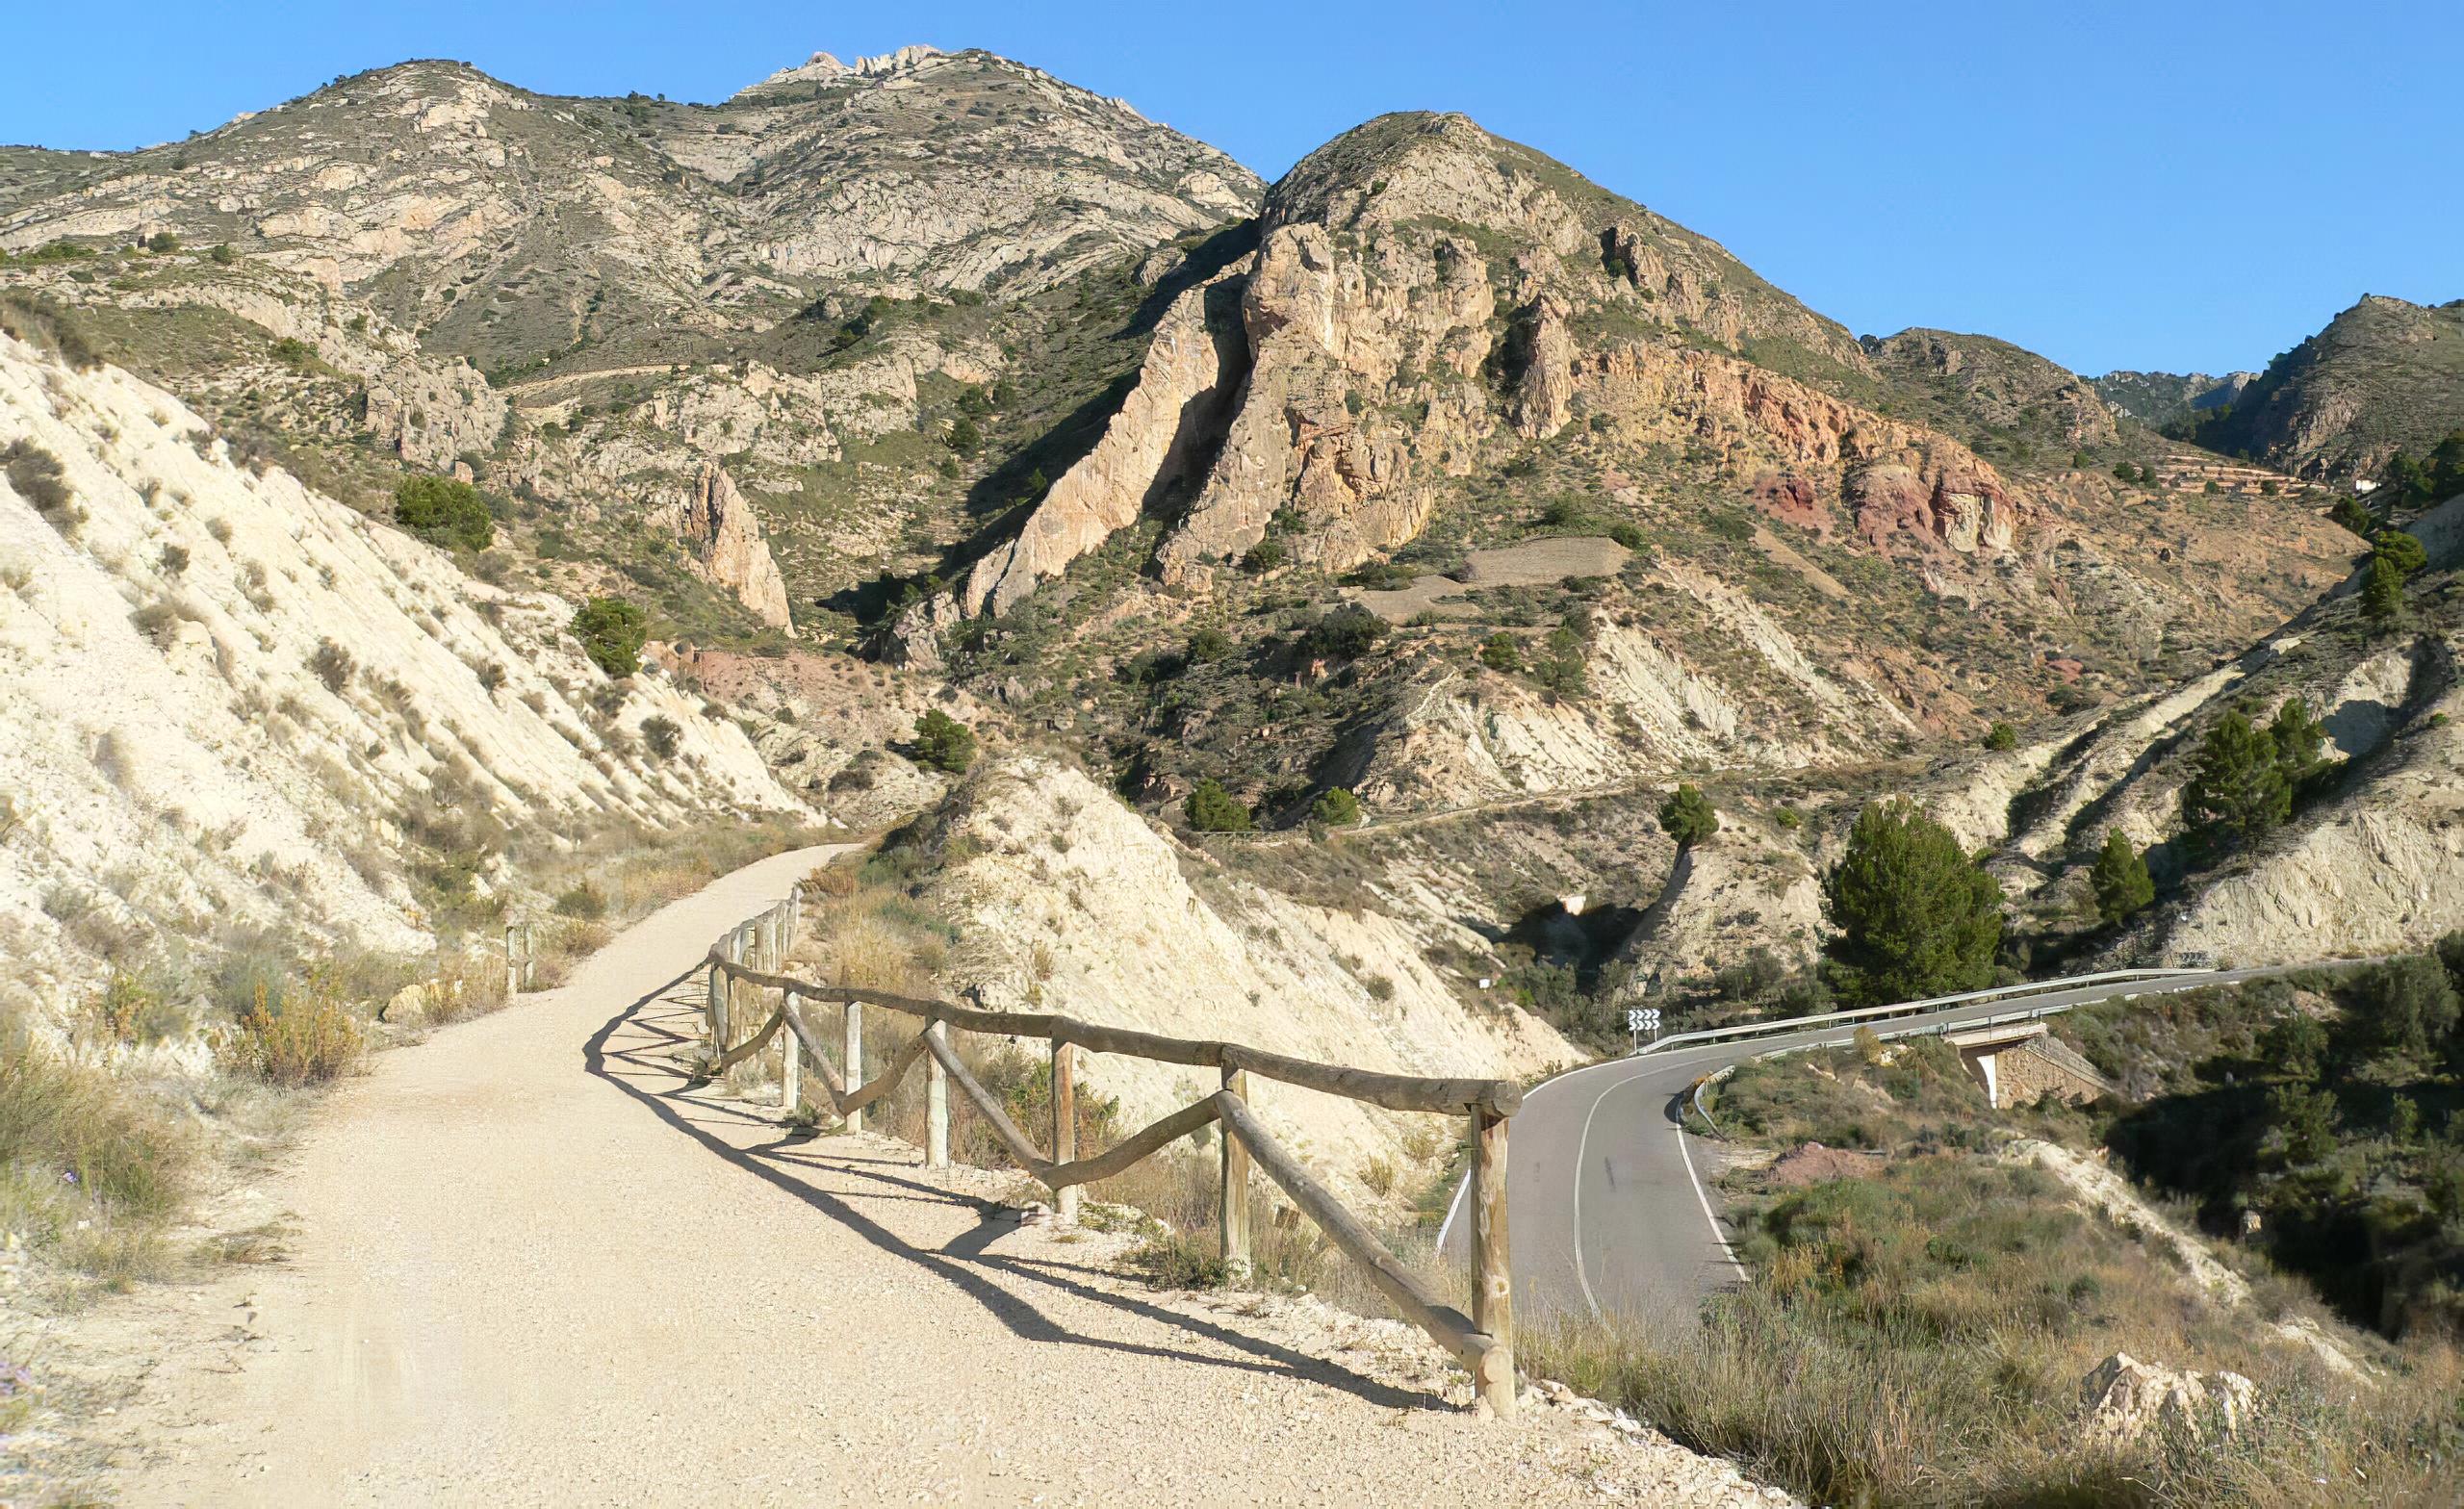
top-left (1680, 978), bottom-right (2210, 1139)
top-left (1630, 968), bottom-right (2210, 1058)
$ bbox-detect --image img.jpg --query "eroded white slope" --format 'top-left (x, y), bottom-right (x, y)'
top-left (0, 334), bottom-right (807, 1011)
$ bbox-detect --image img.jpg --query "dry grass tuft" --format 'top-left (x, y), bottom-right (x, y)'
top-left (217, 975), bottom-right (363, 1087)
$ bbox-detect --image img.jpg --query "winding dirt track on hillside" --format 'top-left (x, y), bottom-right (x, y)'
top-left (101, 848), bottom-right (1781, 1507)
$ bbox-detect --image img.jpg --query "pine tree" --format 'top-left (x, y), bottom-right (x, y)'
top-left (1822, 800), bottom-right (2006, 1008)
top-left (2268, 697), bottom-right (2331, 793)
top-left (2180, 709), bottom-right (2290, 851)
top-left (2361, 552), bottom-right (2406, 627)
top-left (1656, 784), bottom-right (1719, 848)
top-left (1184, 779), bottom-right (1252, 832)
top-left (911, 709), bottom-right (977, 774)
top-left (2089, 830), bottom-right (2155, 926)
top-left (2374, 528), bottom-right (2428, 578)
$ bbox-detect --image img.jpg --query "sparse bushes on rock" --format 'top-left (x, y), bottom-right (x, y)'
top-left (3, 439), bottom-right (77, 530)
top-left (572, 596), bottom-right (648, 678)
top-left (911, 708), bottom-right (976, 774)
top-left (309, 637), bottom-right (354, 693)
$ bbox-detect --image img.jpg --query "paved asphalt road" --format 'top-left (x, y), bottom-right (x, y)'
top-left (1443, 966), bottom-right (2296, 1326)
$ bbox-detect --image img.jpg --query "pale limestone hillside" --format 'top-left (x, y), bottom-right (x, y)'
top-left (885, 757), bottom-right (1579, 1192)
top-left (0, 331), bottom-right (808, 1023)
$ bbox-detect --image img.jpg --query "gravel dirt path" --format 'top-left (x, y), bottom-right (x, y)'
top-left (96, 847), bottom-right (1785, 1506)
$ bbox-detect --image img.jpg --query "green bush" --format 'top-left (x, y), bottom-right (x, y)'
top-left (912, 709), bottom-right (976, 774)
top-left (144, 231), bottom-right (179, 253)
top-left (1185, 627), bottom-right (1232, 664)
top-left (1983, 721), bottom-right (2016, 752)
top-left (1657, 783), bottom-right (1718, 848)
top-left (2180, 708), bottom-right (2290, 850)
top-left (553, 882), bottom-right (607, 919)
top-left (1477, 631), bottom-right (1521, 672)
top-left (640, 715), bottom-right (680, 760)
top-left (1298, 606), bottom-right (1384, 661)
top-left (572, 597), bottom-right (648, 678)
top-left (1310, 787), bottom-right (1361, 827)
top-left (1240, 537), bottom-right (1286, 574)
top-left (393, 474), bottom-right (494, 551)
top-left (2374, 528), bottom-right (2428, 577)
top-left (1184, 779), bottom-right (1252, 833)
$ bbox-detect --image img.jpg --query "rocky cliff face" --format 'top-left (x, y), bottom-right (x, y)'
top-left (0, 333), bottom-right (807, 1014)
top-left (960, 267), bottom-right (1249, 616)
top-left (661, 465), bottom-right (794, 631)
top-left (0, 47), bottom-right (1263, 657)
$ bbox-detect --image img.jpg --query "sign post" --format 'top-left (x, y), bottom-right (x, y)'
top-left (1624, 1007), bottom-right (1661, 1053)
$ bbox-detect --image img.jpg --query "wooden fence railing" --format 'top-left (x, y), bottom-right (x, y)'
top-left (700, 884), bottom-right (1522, 1417)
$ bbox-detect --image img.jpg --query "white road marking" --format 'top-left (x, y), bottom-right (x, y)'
top-left (1569, 1066), bottom-right (1638, 1319)
top-left (1674, 1108), bottom-right (1749, 1285)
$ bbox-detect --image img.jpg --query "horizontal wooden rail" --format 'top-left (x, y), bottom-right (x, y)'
top-left (694, 882), bottom-right (1519, 1417)
top-left (708, 954), bottom-right (1520, 1116)
top-left (1214, 1089), bottom-right (1500, 1384)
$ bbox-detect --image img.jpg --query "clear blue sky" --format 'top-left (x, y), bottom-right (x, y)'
top-left (4, 1), bottom-right (2451, 378)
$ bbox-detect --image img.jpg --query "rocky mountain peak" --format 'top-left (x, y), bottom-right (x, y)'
top-left (732, 43), bottom-right (948, 99)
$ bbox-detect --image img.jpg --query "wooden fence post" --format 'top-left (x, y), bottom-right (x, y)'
top-left (925, 1022), bottom-right (949, 1167)
top-left (1470, 1106), bottom-right (1515, 1418)
top-left (705, 962), bottom-right (723, 1051)
top-left (780, 991), bottom-right (800, 1112)
top-left (1220, 1066), bottom-right (1251, 1277)
top-left (1053, 1040), bottom-right (1080, 1225)
top-left (504, 924), bottom-right (521, 997)
top-left (842, 999), bottom-right (864, 1134)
